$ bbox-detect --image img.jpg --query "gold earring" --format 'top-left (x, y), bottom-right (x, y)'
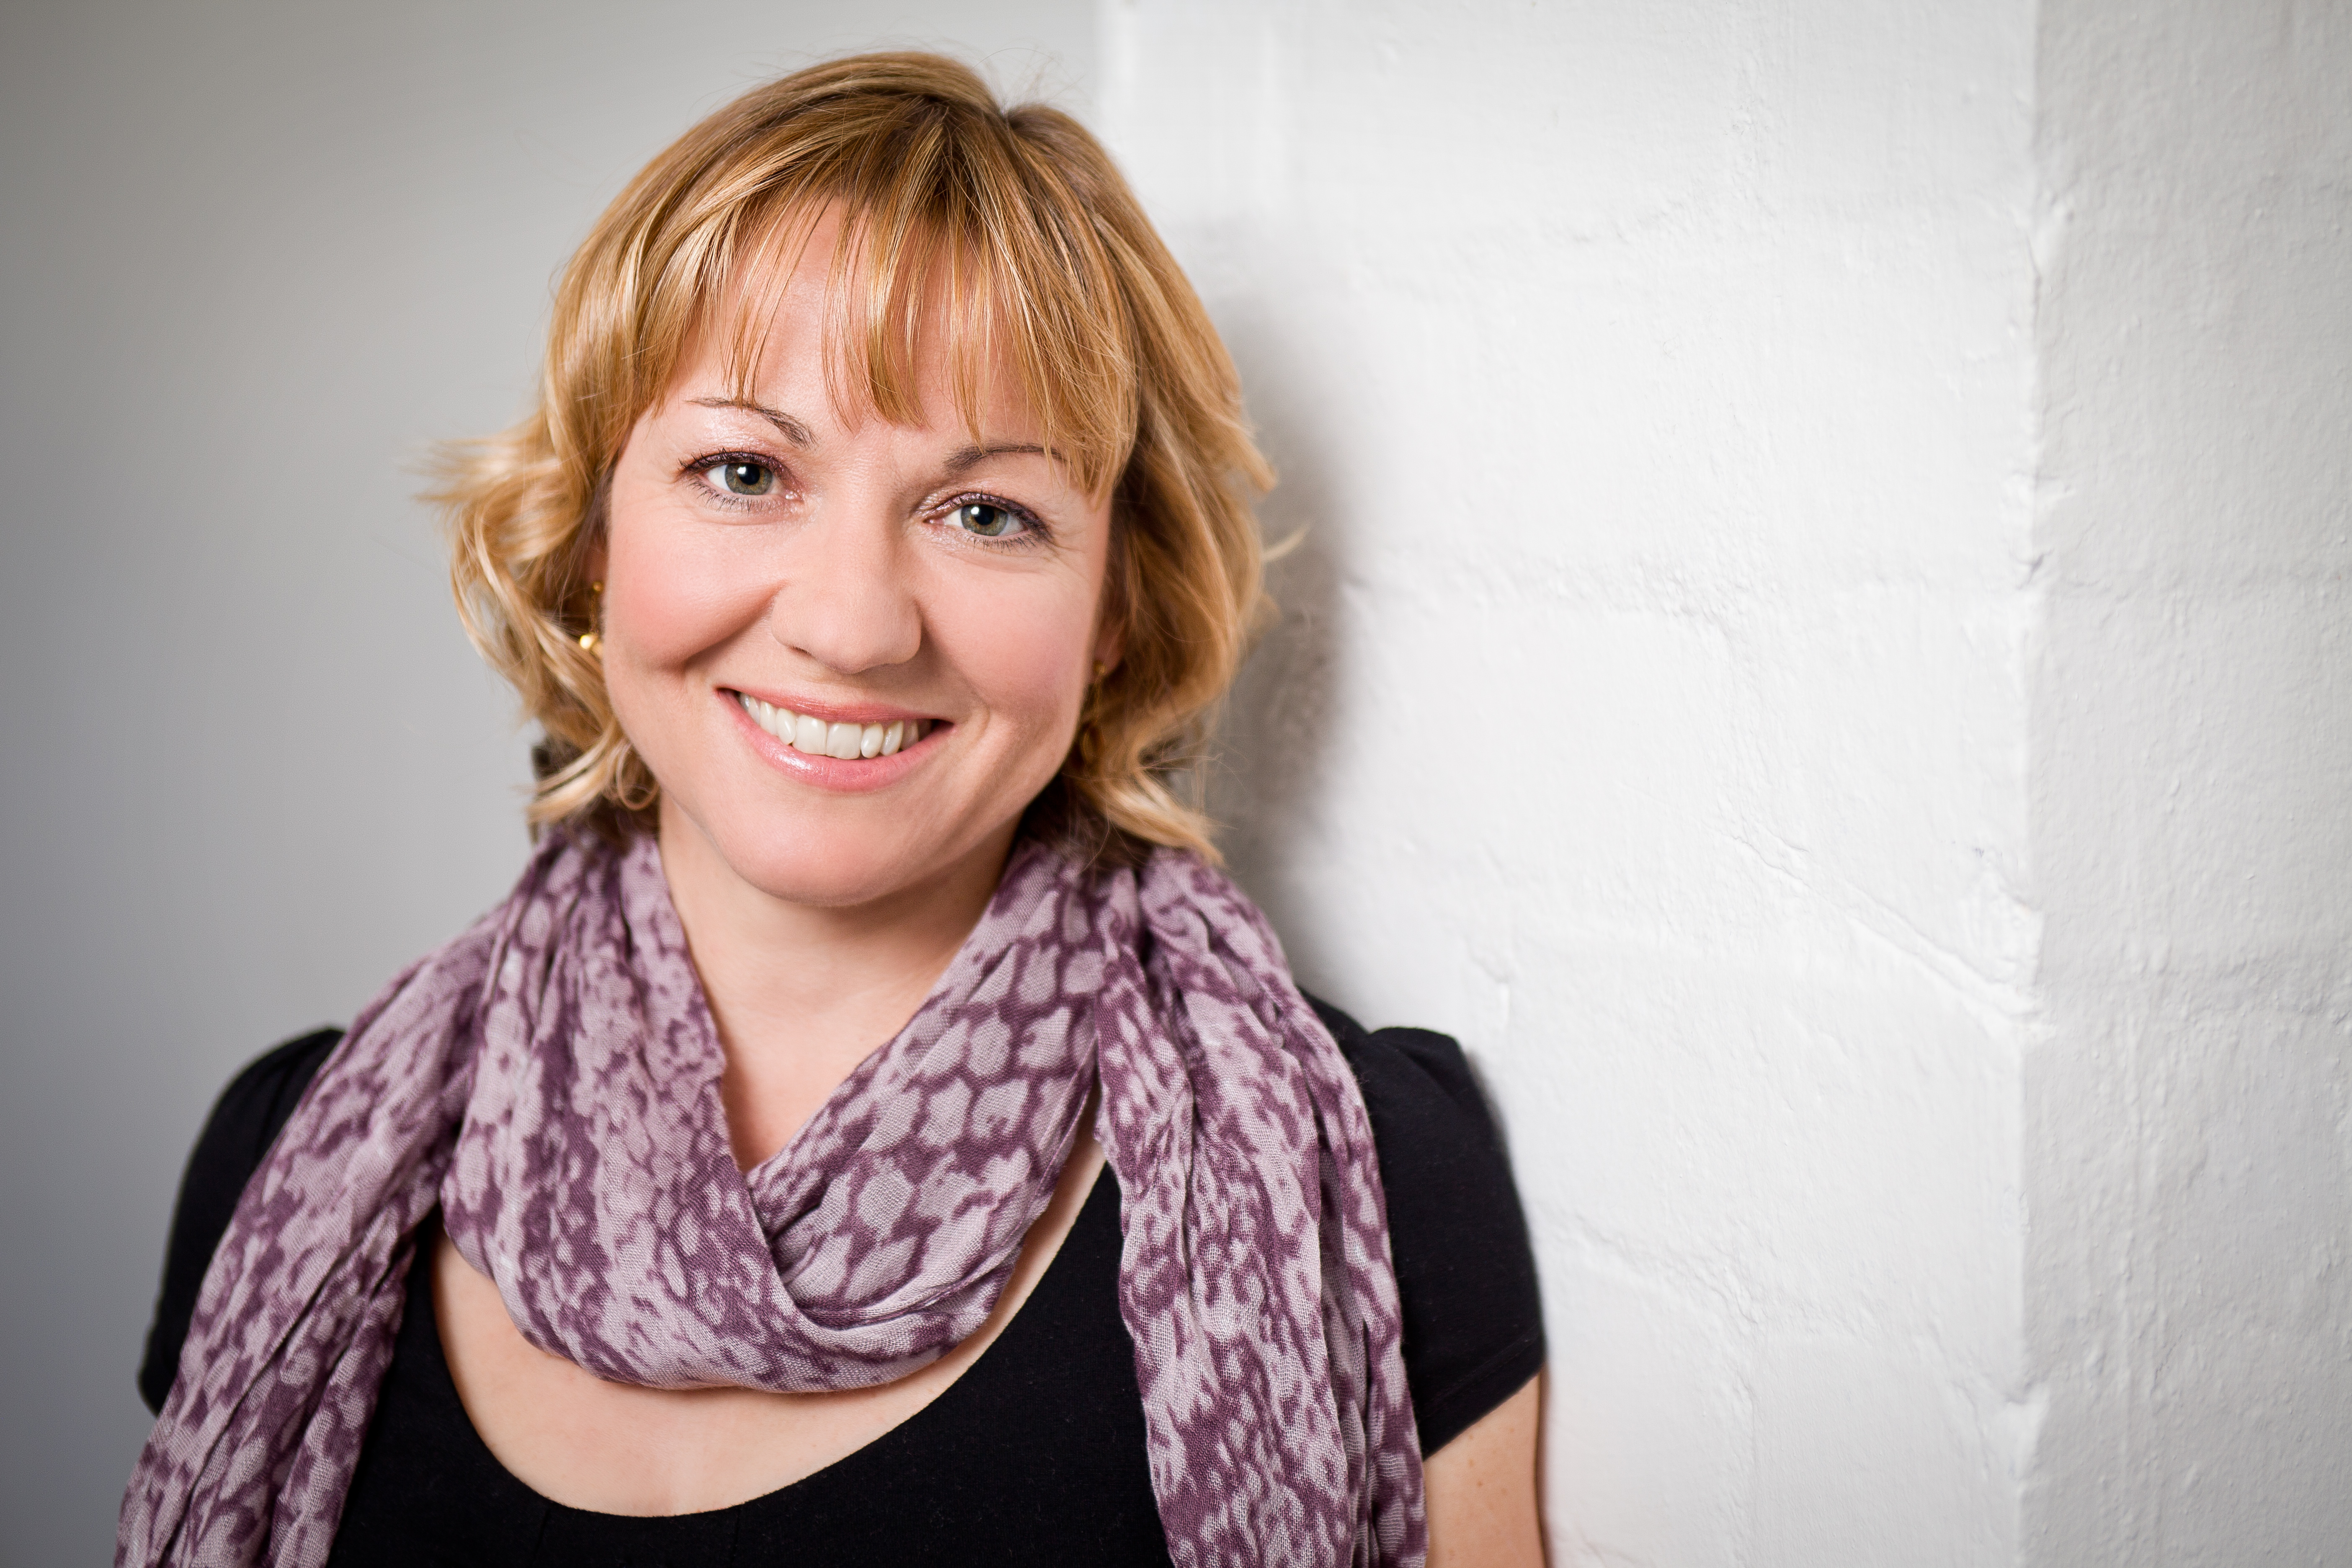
top-left (579, 581), bottom-right (605, 652)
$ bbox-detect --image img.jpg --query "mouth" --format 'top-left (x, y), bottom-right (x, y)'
top-left (729, 691), bottom-right (935, 761)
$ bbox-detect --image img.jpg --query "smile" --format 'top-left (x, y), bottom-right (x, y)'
top-left (733, 693), bottom-right (931, 759)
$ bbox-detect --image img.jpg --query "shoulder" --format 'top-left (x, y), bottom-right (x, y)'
top-left (139, 1027), bottom-right (344, 1413)
top-left (1302, 994), bottom-right (1546, 1455)
top-left (1308, 996), bottom-right (1506, 1165)
top-left (193, 1027), bottom-right (344, 1169)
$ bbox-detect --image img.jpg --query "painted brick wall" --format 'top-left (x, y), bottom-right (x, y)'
top-left (2026, 2), bottom-right (2352, 1561)
top-left (1103, 3), bottom-right (2043, 1562)
top-left (1108, 3), bottom-right (2352, 1563)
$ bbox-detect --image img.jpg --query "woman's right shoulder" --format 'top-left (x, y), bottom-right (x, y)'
top-left (196, 1027), bottom-right (346, 1166)
top-left (138, 1026), bottom-right (345, 1413)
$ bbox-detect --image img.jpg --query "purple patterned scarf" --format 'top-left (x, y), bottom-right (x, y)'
top-left (119, 831), bottom-right (1426, 1566)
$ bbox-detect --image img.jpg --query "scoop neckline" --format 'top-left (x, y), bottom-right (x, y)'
top-left (410, 1163), bottom-right (1119, 1523)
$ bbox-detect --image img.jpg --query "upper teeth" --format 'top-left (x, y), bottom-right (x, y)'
top-left (736, 694), bottom-right (925, 760)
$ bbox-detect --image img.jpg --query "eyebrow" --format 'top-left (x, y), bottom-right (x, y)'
top-left (688, 398), bottom-right (1055, 472)
top-left (944, 442), bottom-right (1050, 472)
top-left (688, 397), bottom-right (813, 445)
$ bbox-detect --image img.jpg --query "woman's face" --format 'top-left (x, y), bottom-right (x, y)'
top-left (598, 214), bottom-right (1116, 911)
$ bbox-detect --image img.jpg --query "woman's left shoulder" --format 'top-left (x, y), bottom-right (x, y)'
top-left (1302, 993), bottom-right (1547, 1455)
top-left (1306, 996), bottom-right (1502, 1157)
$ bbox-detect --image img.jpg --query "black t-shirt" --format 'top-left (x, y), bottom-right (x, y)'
top-left (142, 998), bottom-right (1544, 1566)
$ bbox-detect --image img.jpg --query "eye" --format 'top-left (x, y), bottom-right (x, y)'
top-left (951, 501), bottom-right (1027, 539)
top-left (707, 459), bottom-right (776, 497)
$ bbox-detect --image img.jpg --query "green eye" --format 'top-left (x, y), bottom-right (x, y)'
top-left (714, 461), bottom-right (774, 496)
top-left (954, 502), bottom-right (1021, 538)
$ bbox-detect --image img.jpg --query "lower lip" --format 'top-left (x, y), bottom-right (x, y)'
top-left (724, 694), bottom-right (944, 794)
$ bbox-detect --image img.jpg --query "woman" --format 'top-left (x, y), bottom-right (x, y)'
top-left (124, 53), bottom-right (1545, 1568)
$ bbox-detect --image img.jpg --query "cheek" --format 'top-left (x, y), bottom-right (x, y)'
top-left (601, 493), bottom-right (768, 676)
top-left (927, 576), bottom-right (1099, 736)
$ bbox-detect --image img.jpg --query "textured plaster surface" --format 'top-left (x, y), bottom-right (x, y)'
top-left (2024, 2), bottom-right (2352, 1562)
top-left (1104, 3), bottom-right (2043, 1563)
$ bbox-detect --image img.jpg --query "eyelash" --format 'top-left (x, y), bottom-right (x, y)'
top-left (678, 453), bottom-right (1054, 549)
top-left (682, 451), bottom-right (794, 511)
top-left (935, 491), bottom-right (1053, 550)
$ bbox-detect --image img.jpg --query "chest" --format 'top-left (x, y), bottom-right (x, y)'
top-left (328, 1157), bottom-right (1173, 1566)
top-left (431, 1140), bottom-right (1109, 1516)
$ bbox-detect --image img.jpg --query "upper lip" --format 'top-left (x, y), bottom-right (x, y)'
top-left (722, 685), bottom-right (944, 727)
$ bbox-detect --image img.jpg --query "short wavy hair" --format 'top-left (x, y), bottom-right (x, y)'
top-left (437, 52), bottom-right (1271, 861)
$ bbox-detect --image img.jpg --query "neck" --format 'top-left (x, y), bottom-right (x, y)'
top-left (653, 796), bottom-right (1017, 1168)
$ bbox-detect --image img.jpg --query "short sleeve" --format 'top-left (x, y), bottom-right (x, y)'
top-left (1308, 996), bottom-right (1546, 1455)
top-left (139, 1027), bottom-right (343, 1413)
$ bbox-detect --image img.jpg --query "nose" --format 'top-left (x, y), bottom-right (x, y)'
top-left (768, 501), bottom-right (923, 675)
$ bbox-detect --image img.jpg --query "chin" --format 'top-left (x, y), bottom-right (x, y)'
top-left (737, 845), bottom-right (928, 909)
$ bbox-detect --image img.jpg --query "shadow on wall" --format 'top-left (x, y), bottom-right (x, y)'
top-left (1204, 294), bottom-right (1354, 988)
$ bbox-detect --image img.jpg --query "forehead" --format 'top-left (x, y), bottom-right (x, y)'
top-left (677, 201), bottom-right (1044, 444)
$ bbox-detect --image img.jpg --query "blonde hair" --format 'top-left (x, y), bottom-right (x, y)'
top-left (438, 52), bottom-right (1271, 860)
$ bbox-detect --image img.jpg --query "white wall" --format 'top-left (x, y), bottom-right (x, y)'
top-left (1104, 3), bottom-right (2043, 1563)
top-left (0, 5), bottom-right (1091, 1559)
top-left (2025, 1), bottom-right (2352, 1561)
top-left (1109, 3), bottom-right (2352, 1564)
